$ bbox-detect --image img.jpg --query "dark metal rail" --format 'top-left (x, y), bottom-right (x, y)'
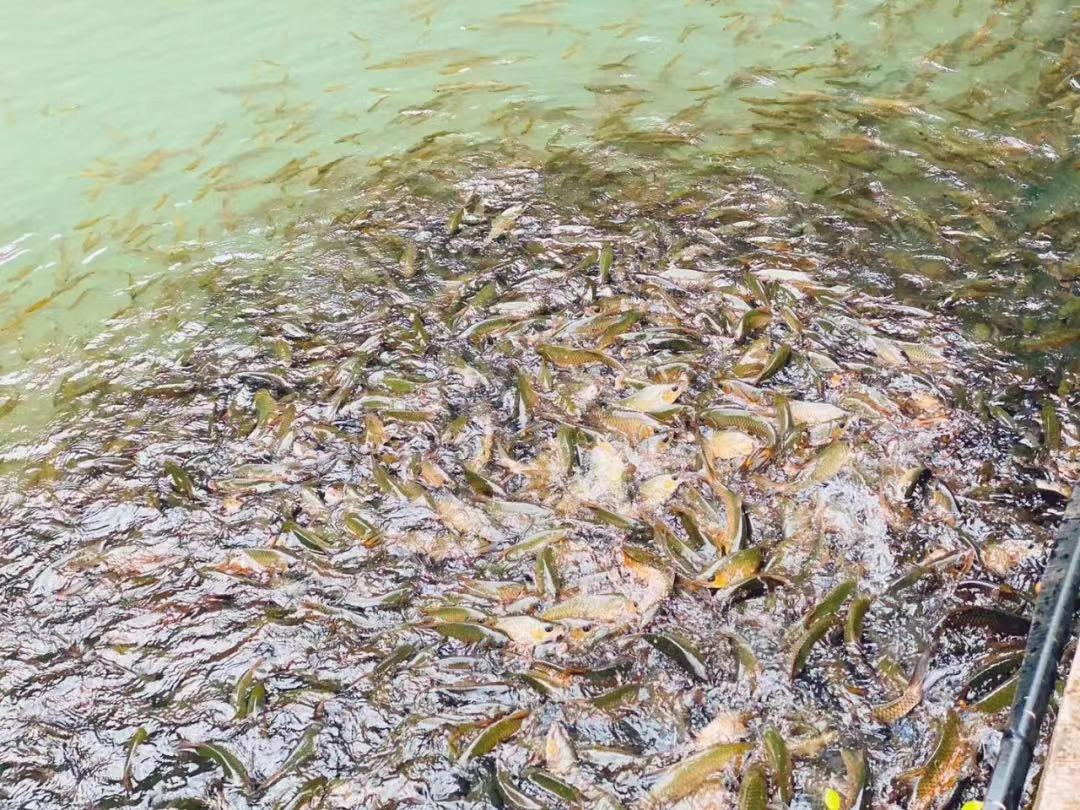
top-left (985, 491), bottom-right (1080, 810)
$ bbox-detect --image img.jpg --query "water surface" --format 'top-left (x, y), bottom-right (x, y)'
top-left (1, 2), bottom-right (1078, 808)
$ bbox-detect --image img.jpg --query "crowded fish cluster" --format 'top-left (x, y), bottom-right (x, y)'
top-left (1, 156), bottom-right (1075, 809)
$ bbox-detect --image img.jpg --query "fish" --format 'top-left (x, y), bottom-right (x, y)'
top-left (795, 440), bottom-right (851, 489)
top-left (735, 308), bottom-right (772, 341)
top-left (524, 767), bottom-right (583, 803)
top-left (903, 711), bottom-right (973, 810)
top-left (122, 728), bottom-right (149, 792)
top-left (872, 648), bottom-right (932, 724)
top-left (701, 547), bottom-right (763, 590)
top-left (789, 613), bottom-right (839, 678)
top-left (804, 579), bottom-right (857, 628)
top-left (538, 343), bottom-right (624, 371)
top-left (433, 622), bottom-right (509, 646)
top-left (598, 242), bottom-right (614, 283)
top-left (496, 765), bottom-right (545, 809)
top-left (217, 78), bottom-right (289, 96)
top-left (485, 204), bottom-right (526, 244)
top-left (535, 546), bottom-right (561, 596)
top-left (845, 595), bottom-right (873, 650)
top-left (755, 343), bottom-right (791, 384)
top-left (493, 616), bottom-right (563, 646)
top-left (616, 382), bottom-right (682, 413)
top-left (738, 763), bottom-right (768, 809)
top-left (700, 407), bottom-right (778, 446)
top-left (696, 710), bottom-right (749, 747)
top-left (841, 748), bottom-right (870, 809)
top-left (459, 710), bottom-right (529, 763)
top-left (263, 724), bottom-right (320, 788)
top-left (641, 631), bottom-right (709, 680)
top-left (541, 593), bottom-right (636, 623)
top-left (639, 473), bottom-right (681, 508)
top-left (601, 409), bottom-right (662, 443)
top-left (179, 742), bottom-right (250, 791)
top-left (789, 400), bottom-right (848, 425)
top-left (705, 429), bottom-right (757, 460)
top-left (764, 729), bottom-right (793, 804)
top-left (646, 743), bottom-right (752, 806)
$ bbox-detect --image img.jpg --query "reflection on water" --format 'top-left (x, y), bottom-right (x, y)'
top-left (0, 1), bottom-right (1078, 808)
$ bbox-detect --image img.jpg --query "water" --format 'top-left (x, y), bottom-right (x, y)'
top-left (1, 1), bottom-right (1078, 808)
top-left (3, 1), bottom-right (1075, 388)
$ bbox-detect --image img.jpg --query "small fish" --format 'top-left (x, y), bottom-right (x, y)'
top-left (264, 724), bottom-right (320, 788)
top-left (232, 662), bottom-right (264, 720)
top-left (541, 593), bottom-right (635, 623)
top-left (598, 242), bottom-right (614, 283)
top-left (700, 407), bottom-right (778, 446)
top-left (493, 616), bottom-right (562, 646)
top-left (845, 595), bottom-right (873, 649)
top-left (616, 382), bottom-right (682, 413)
top-left (639, 473), bottom-right (681, 508)
top-left (904, 710), bottom-right (973, 810)
top-left (695, 710), bottom-right (749, 747)
top-left (217, 78), bottom-right (289, 96)
top-left (1043, 400), bottom-right (1062, 450)
top-left (735, 308), bottom-right (771, 341)
top-left (596, 309), bottom-right (641, 349)
top-left (938, 605), bottom-right (1031, 637)
top-left (502, 527), bottom-right (571, 560)
top-left (788, 613), bottom-right (838, 678)
top-left (841, 748), bottom-right (870, 809)
top-left (600, 409), bottom-right (662, 443)
top-left (495, 765), bottom-right (545, 810)
top-left (763, 729), bottom-right (793, 804)
top-left (122, 728), bottom-right (149, 792)
top-left (647, 742), bottom-right (751, 806)
top-left (804, 579), bottom-right (857, 627)
top-left (433, 622), bottom-right (509, 646)
top-left (537, 343), bottom-right (623, 371)
top-left (459, 710), bottom-right (529, 763)
top-left (180, 741), bottom-right (250, 791)
top-left (524, 766), bottom-right (583, 803)
top-left (641, 631), bottom-right (709, 681)
top-left (789, 400), bottom-right (848, 425)
top-left (447, 205), bottom-right (466, 236)
top-left (755, 343), bottom-right (791, 384)
top-left (969, 673), bottom-right (1018, 714)
top-left (796, 440), bottom-right (851, 489)
top-left (374, 643), bottom-right (420, 680)
top-left (738, 763), bottom-right (768, 810)
top-left (701, 547), bottom-right (763, 590)
top-left (485, 204), bottom-right (526, 244)
top-left (873, 648), bottom-right (932, 723)
top-left (282, 521), bottom-right (337, 555)
top-left (164, 461), bottom-right (196, 499)
top-left (734, 336), bottom-right (773, 380)
top-left (535, 546), bottom-right (561, 597)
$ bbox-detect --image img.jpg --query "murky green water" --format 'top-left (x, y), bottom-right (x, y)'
top-left (1, 1), bottom-right (1078, 808)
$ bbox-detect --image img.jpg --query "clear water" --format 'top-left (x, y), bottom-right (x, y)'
top-left (1, 1), bottom-right (1077, 808)
top-left (3, 1), bottom-right (1075, 382)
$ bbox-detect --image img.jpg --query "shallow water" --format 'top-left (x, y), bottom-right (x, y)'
top-left (1, 2), bottom-right (1078, 809)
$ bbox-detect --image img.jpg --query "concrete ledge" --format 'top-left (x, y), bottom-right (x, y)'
top-left (1034, 641), bottom-right (1080, 810)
